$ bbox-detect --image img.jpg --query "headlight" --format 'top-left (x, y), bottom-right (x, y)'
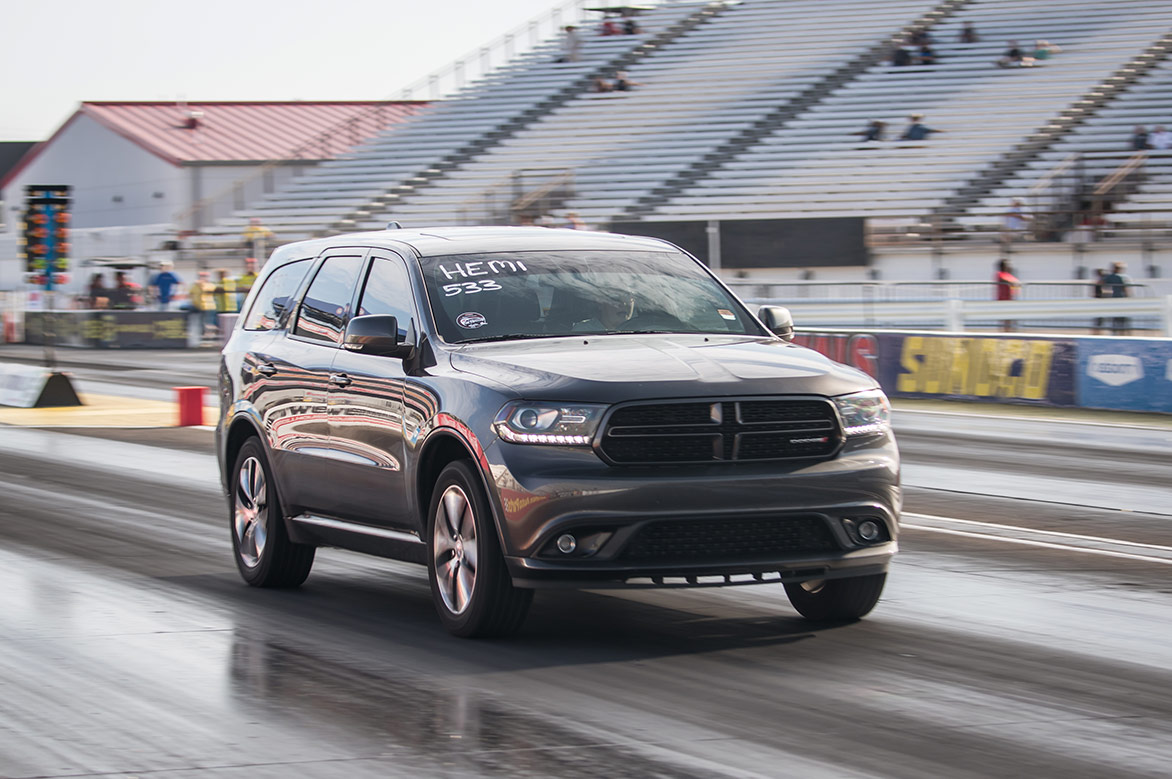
top-left (494, 401), bottom-right (607, 446)
top-left (834, 389), bottom-right (891, 436)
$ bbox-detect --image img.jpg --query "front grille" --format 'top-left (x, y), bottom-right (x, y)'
top-left (620, 515), bottom-right (838, 562)
top-left (600, 398), bottom-right (841, 464)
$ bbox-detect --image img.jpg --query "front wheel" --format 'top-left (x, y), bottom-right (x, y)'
top-left (784, 573), bottom-right (886, 622)
top-left (230, 438), bottom-right (315, 587)
top-left (427, 461), bottom-right (532, 638)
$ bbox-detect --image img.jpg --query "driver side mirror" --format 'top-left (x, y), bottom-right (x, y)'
top-left (343, 314), bottom-right (414, 358)
top-left (758, 305), bottom-right (795, 342)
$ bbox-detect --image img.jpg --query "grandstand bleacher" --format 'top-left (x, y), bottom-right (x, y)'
top-left (189, 0), bottom-right (1172, 266)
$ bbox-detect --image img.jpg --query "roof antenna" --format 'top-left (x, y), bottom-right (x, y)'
top-left (386, 221), bottom-right (402, 230)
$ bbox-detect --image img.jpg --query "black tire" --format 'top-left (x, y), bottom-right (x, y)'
top-left (427, 461), bottom-right (532, 638)
top-left (784, 573), bottom-right (886, 623)
top-left (230, 438), bottom-right (315, 587)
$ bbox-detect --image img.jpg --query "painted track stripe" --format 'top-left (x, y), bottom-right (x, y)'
top-left (902, 524), bottom-right (1172, 565)
top-left (903, 512), bottom-right (1172, 553)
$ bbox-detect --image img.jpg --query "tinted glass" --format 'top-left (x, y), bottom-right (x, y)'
top-left (294, 255), bottom-right (363, 344)
top-left (242, 259), bottom-right (311, 331)
top-left (357, 256), bottom-right (415, 341)
top-left (419, 250), bottom-right (762, 343)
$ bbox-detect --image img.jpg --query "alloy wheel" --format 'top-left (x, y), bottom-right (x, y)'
top-left (433, 484), bottom-right (479, 615)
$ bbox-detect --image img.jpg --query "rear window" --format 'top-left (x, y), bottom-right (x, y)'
top-left (419, 250), bottom-right (762, 344)
top-left (242, 259), bottom-right (311, 331)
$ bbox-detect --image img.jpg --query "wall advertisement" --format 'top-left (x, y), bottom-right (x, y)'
top-left (1076, 338), bottom-right (1172, 413)
top-left (795, 331), bottom-right (1091, 409)
top-left (24, 311), bottom-right (188, 349)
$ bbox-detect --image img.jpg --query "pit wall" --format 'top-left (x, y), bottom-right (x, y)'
top-left (794, 330), bottom-right (1172, 414)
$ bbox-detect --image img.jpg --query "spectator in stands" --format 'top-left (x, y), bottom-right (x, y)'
top-left (613, 71), bottom-right (641, 91)
top-left (994, 259), bottom-right (1021, 331)
top-left (1032, 40), bottom-right (1061, 60)
top-left (236, 257), bottom-right (259, 310)
top-left (561, 212), bottom-right (586, 229)
top-left (187, 271), bottom-right (217, 337)
top-left (592, 76), bottom-right (613, 93)
top-left (600, 15), bottom-right (620, 36)
top-left (557, 26), bottom-right (581, 62)
top-left (900, 114), bottom-right (942, 141)
top-left (108, 271), bottom-right (137, 310)
top-left (958, 21), bottom-right (979, 44)
top-left (86, 273), bottom-right (109, 309)
top-left (150, 260), bottom-right (181, 311)
top-left (622, 13), bottom-right (640, 35)
top-left (1101, 261), bottom-right (1132, 334)
top-left (891, 43), bottom-right (913, 67)
top-left (1130, 125), bottom-right (1151, 150)
top-left (1000, 198), bottom-right (1031, 243)
top-left (909, 28), bottom-right (932, 47)
top-left (917, 43), bottom-right (939, 65)
top-left (213, 269), bottom-right (236, 317)
top-left (854, 119), bottom-right (886, 142)
top-left (996, 41), bottom-right (1025, 68)
top-left (242, 217), bottom-right (273, 260)
top-left (1091, 268), bottom-right (1108, 335)
top-left (1149, 125), bottom-right (1172, 150)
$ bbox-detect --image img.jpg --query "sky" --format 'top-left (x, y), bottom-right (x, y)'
top-left (0, 0), bottom-right (570, 141)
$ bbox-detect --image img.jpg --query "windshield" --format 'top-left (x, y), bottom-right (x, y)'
top-left (420, 250), bottom-right (764, 344)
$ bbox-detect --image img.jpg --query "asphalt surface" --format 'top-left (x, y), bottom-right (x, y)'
top-left (1, 345), bottom-right (1170, 778)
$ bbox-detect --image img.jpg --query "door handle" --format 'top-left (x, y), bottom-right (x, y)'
top-left (329, 373), bottom-right (352, 388)
top-left (255, 363), bottom-right (277, 377)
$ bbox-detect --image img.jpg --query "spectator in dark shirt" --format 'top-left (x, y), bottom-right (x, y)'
top-left (900, 114), bottom-right (942, 141)
top-left (958, 21), bottom-right (979, 43)
top-left (892, 45), bottom-right (913, 67)
top-left (1131, 126), bottom-right (1151, 150)
top-left (996, 41), bottom-right (1025, 68)
top-left (854, 119), bottom-right (886, 142)
top-left (621, 13), bottom-right (640, 35)
top-left (917, 44), bottom-right (938, 65)
top-left (613, 71), bottom-right (641, 91)
top-left (1101, 261), bottom-right (1132, 334)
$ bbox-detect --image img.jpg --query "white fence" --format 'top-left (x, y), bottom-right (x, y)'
top-left (742, 295), bottom-right (1172, 335)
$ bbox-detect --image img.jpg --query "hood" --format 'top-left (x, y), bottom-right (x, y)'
top-left (448, 334), bottom-right (875, 401)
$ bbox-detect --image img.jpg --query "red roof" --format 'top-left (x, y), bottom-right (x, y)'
top-left (1, 100), bottom-right (427, 189)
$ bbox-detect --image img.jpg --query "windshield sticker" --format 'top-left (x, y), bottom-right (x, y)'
top-left (456, 312), bottom-right (488, 329)
top-left (717, 309), bottom-right (736, 320)
top-left (438, 259), bottom-right (529, 280)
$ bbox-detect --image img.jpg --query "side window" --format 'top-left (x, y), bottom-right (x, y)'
top-left (242, 259), bottom-right (311, 331)
top-left (293, 255), bottom-right (363, 344)
top-left (357, 256), bottom-right (415, 340)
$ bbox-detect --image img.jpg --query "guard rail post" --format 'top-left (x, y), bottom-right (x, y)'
top-left (946, 298), bottom-right (964, 332)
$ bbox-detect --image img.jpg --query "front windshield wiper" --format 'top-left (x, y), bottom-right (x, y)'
top-left (458, 333), bottom-right (560, 344)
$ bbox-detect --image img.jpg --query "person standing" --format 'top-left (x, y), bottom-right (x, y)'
top-left (1000, 198), bottom-right (1031, 243)
top-left (235, 257), bottom-right (258, 310)
top-left (150, 260), bottom-right (181, 311)
top-left (1091, 268), bottom-right (1108, 335)
top-left (558, 25), bottom-right (581, 62)
top-left (86, 273), bottom-right (109, 309)
top-left (242, 217), bottom-right (274, 260)
top-left (1148, 125), bottom-right (1171, 150)
top-left (213, 268), bottom-right (237, 317)
top-left (994, 259), bottom-right (1020, 332)
top-left (1130, 126), bottom-right (1150, 151)
top-left (1101, 261), bottom-right (1132, 334)
top-left (188, 271), bottom-right (217, 339)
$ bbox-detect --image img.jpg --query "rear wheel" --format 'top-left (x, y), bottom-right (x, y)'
top-left (230, 438), bottom-right (315, 587)
top-left (784, 573), bottom-right (886, 622)
top-left (427, 461), bottom-right (532, 638)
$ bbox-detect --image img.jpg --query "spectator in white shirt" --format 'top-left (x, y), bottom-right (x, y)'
top-left (1149, 125), bottom-right (1172, 150)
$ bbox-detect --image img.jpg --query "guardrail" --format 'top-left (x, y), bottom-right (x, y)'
top-left (743, 295), bottom-right (1172, 335)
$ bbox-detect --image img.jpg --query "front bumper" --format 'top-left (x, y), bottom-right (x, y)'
top-left (484, 432), bottom-right (900, 589)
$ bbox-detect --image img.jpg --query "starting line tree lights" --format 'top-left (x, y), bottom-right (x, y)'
top-left (21, 184), bottom-right (71, 289)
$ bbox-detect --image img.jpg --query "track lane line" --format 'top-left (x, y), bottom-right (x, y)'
top-left (903, 512), bottom-right (1172, 552)
top-left (901, 524), bottom-right (1172, 565)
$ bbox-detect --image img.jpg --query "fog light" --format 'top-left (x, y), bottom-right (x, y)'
top-left (857, 520), bottom-right (881, 542)
top-left (556, 534), bottom-right (577, 554)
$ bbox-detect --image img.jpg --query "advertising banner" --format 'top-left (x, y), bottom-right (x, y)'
top-left (1076, 338), bottom-right (1172, 413)
top-left (24, 311), bottom-right (188, 349)
top-left (794, 331), bottom-right (1078, 407)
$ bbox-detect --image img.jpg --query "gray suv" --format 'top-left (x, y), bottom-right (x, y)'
top-left (217, 227), bottom-right (899, 637)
